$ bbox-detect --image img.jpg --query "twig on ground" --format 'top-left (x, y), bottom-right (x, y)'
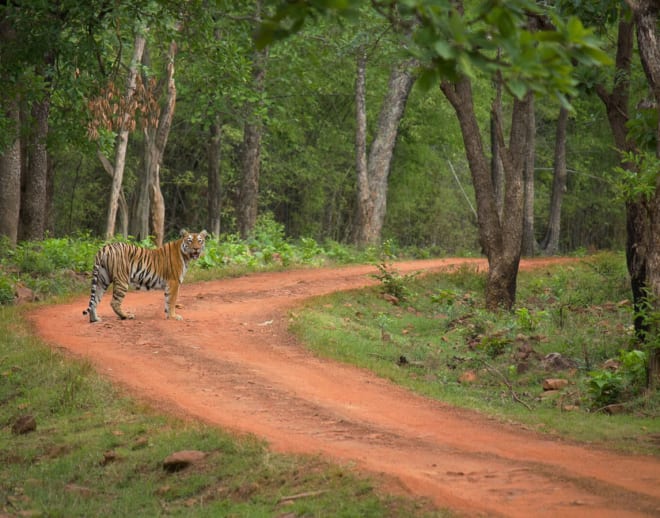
top-left (482, 361), bottom-right (533, 411)
top-left (278, 489), bottom-right (329, 503)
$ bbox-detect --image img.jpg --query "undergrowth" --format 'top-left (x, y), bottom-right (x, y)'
top-left (0, 215), bottom-right (399, 305)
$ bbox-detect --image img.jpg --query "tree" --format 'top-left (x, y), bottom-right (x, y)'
top-left (354, 53), bottom-right (416, 247)
top-left (625, 0), bottom-right (660, 387)
top-left (0, 97), bottom-right (20, 245)
top-left (105, 30), bottom-right (146, 240)
top-left (442, 77), bottom-right (531, 309)
top-left (130, 40), bottom-right (177, 246)
top-left (238, 1), bottom-right (268, 240)
top-left (540, 106), bottom-right (570, 255)
top-left (521, 94), bottom-right (537, 257)
top-left (20, 93), bottom-right (51, 241)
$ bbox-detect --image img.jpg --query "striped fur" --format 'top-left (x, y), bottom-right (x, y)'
top-left (83, 230), bottom-right (207, 323)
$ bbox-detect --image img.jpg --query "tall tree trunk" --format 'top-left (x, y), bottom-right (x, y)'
top-left (149, 41), bottom-right (177, 247)
top-left (105, 31), bottom-right (145, 240)
top-left (238, 38), bottom-right (268, 239)
top-left (354, 46), bottom-right (371, 245)
top-left (97, 150), bottom-right (129, 236)
top-left (627, 0), bottom-right (660, 388)
top-left (130, 134), bottom-right (151, 240)
top-left (130, 45), bottom-right (153, 242)
top-left (0, 97), bottom-right (21, 245)
top-left (491, 77), bottom-right (504, 222)
top-left (521, 94), bottom-right (537, 256)
top-left (207, 118), bottom-right (222, 236)
top-left (441, 78), bottom-right (529, 310)
top-left (540, 106), bottom-right (569, 255)
top-left (594, 18), bottom-right (649, 340)
top-left (353, 59), bottom-right (416, 247)
top-left (20, 96), bottom-right (50, 241)
top-left (130, 40), bottom-right (176, 247)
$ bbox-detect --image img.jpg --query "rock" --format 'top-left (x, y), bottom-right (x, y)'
top-left (542, 378), bottom-right (569, 391)
top-left (542, 353), bottom-right (578, 371)
top-left (100, 450), bottom-right (118, 466)
top-left (603, 358), bottom-right (621, 371)
top-left (539, 390), bottom-right (560, 399)
top-left (14, 284), bottom-right (35, 305)
top-left (12, 415), bottom-right (36, 435)
top-left (163, 450), bottom-right (207, 472)
top-left (458, 370), bottom-right (477, 384)
top-left (382, 293), bottom-right (399, 305)
top-left (604, 404), bottom-right (626, 415)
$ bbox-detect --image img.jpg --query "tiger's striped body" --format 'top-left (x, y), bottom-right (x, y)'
top-left (83, 230), bottom-right (207, 323)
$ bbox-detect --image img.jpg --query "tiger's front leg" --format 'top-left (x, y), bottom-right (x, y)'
top-left (110, 280), bottom-right (135, 320)
top-left (165, 281), bottom-right (183, 320)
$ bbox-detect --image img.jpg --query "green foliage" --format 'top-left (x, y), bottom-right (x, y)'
top-left (0, 235), bottom-right (104, 304)
top-left (587, 350), bottom-right (648, 409)
top-left (261, 0), bottom-right (612, 103)
top-left (612, 151), bottom-right (660, 203)
top-left (515, 307), bottom-right (548, 332)
top-left (372, 262), bottom-right (418, 303)
top-left (0, 276), bottom-right (14, 306)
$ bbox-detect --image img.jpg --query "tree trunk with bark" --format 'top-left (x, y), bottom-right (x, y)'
top-left (441, 78), bottom-right (530, 310)
top-left (353, 58), bottom-right (416, 247)
top-left (97, 151), bottom-right (129, 236)
top-left (132, 40), bottom-right (177, 247)
top-left (207, 118), bottom-right (223, 236)
top-left (594, 17), bottom-right (649, 339)
top-left (151, 41), bottom-right (177, 247)
top-left (238, 39), bottom-right (268, 240)
top-left (627, 0), bottom-right (660, 388)
top-left (0, 97), bottom-right (21, 245)
top-left (20, 97), bottom-right (50, 241)
top-left (540, 106), bottom-right (569, 255)
top-left (521, 94), bottom-right (537, 256)
top-left (354, 47), bottom-right (371, 245)
top-left (105, 31), bottom-right (145, 240)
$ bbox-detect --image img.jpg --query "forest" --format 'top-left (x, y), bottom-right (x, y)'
top-left (1, 0), bottom-right (659, 383)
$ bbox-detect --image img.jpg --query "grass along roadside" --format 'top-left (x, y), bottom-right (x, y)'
top-left (290, 254), bottom-right (660, 455)
top-left (0, 305), bottom-right (447, 517)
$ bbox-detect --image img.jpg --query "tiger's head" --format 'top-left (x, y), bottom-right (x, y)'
top-left (180, 229), bottom-right (208, 260)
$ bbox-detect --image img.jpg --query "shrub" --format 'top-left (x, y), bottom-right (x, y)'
top-left (587, 349), bottom-right (648, 409)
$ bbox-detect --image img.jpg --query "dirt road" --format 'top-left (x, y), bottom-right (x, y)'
top-left (29, 258), bottom-right (660, 517)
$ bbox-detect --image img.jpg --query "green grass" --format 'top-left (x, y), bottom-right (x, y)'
top-left (290, 253), bottom-right (660, 455)
top-left (0, 306), bottom-right (448, 517)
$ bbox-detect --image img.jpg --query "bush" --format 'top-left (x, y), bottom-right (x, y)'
top-left (587, 350), bottom-right (648, 409)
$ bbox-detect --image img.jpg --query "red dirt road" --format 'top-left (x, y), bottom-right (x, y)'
top-left (30, 258), bottom-right (660, 517)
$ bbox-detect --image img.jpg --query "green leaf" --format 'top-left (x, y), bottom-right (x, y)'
top-left (433, 40), bottom-right (455, 60)
top-left (507, 79), bottom-right (528, 100)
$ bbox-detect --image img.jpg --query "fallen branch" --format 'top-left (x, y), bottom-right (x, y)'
top-left (278, 489), bottom-right (329, 503)
top-left (482, 361), bottom-right (533, 411)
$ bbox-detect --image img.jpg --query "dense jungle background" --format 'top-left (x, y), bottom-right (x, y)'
top-left (1, 0), bottom-right (641, 253)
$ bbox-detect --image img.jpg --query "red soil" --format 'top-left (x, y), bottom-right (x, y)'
top-left (29, 258), bottom-right (660, 517)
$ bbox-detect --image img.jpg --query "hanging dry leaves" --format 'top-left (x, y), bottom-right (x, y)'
top-left (86, 73), bottom-right (163, 140)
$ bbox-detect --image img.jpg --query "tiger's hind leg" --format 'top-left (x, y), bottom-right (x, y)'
top-left (83, 264), bottom-right (109, 323)
top-left (110, 276), bottom-right (135, 320)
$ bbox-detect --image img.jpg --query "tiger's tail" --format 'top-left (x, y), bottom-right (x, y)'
top-left (83, 262), bottom-right (104, 323)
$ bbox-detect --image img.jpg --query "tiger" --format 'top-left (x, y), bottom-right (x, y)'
top-left (83, 229), bottom-right (208, 323)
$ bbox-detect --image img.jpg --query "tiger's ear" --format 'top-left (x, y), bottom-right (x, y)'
top-left (180, 229), bottom-right (189, 238)
top-left (200, 230), bottom-right (208, 240)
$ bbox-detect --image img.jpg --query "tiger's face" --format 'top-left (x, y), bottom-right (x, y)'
top-left (181, 230), bottom-right (208, 260)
